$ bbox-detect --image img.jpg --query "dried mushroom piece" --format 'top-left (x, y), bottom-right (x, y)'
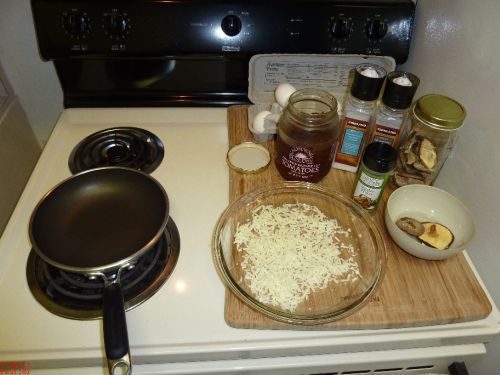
top-left (400, 151), bottom-right (418, 174)
top-left (393, 134), bottom-right (438, 187)
top-left (396, 217), bottom-right (425, 236)
top-left (393, 173), bottom-right (425, 187)
top-left (418, 138), bottom-right (437, 170)
top-left (418, 222), bottom-right (454, 250)
top-left (413, 161), bottom-right (434, 173)
top-left (406, 150), bottom-right (417, 165)
top-left (402, 136), bottom-right (418, 166)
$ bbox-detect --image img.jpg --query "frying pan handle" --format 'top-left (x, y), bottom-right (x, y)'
top-left (103, 282), bottom-right (132, 375)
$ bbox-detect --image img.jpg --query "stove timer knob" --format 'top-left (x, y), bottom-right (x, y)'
top-left (329, 17), bottom-right (352, 39)
top-left (63, 12), bottom-right (91, 38)
top-left (221, 15), bottom-right (242, 37)
top-left (365, 19), bottom-right (388, 40)
top-left (103, 13), bottom-right (130, 39)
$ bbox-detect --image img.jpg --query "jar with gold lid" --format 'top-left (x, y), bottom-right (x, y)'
top-left (275, 88), bottom-right (340, 183)
top-left (392, 94), bottom-right (466, 187)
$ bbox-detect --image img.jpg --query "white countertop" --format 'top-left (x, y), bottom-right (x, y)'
top-left (0, 108), bottom-right (498, 373)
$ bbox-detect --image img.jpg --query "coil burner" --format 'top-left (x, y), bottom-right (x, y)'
top-left (27, 219), bottom-right (180, 320)
top-left (68, 127), bottom-right (164, 174)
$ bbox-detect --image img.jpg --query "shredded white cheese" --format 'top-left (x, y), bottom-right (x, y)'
top-left (234, 203), bottom-right (360, 312)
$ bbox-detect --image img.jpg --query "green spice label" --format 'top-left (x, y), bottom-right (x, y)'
top-left (352, 167), bottom-right (390, 212)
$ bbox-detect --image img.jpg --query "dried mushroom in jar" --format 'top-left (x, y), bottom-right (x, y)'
top-left (393, 133), bottom-right (437, 186)
top-left (417, 138), bottom-right (437, 171)
top-left (392, 94), bottom-right (466, 187)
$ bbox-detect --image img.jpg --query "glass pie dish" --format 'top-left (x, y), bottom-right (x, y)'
top-left (212, 182), bottom-right (387, 325)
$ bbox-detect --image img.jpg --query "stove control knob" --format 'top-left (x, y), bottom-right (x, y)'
top-left (365, 19), bottom-right (388, 40)
top-left (103, 13), bottom-right (130, 39)
top-left (221, 15), bottom-right (242, 37)
top-left (329, 17), bottom-right (352, 39)
top-left (63, 12), bottom-right (90, 38)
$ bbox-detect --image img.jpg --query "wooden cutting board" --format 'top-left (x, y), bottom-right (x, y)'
top-left (224, 105), bottom-right (491, 330)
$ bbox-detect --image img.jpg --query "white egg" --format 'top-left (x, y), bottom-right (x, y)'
top-left (274, 83), bottom-right (296, 108)
top-left (252, 110), bottom-right (272, 133)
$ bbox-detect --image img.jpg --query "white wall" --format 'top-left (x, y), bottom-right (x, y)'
top-left (401, 1), bottom-right (500, 373)
top-left (1, 0), bottom-right (499, 372)
top-left (0, 0), bottom-right (62, 146)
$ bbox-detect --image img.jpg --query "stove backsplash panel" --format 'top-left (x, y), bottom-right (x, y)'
top-left (31, 0), bottom-right (415, 106)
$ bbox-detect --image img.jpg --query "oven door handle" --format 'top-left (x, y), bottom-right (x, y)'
top-left (449, 362), bottom-right (469, 375)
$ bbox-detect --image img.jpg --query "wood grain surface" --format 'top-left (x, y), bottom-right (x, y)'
top-left (224, 105), bottom-right (491, 330)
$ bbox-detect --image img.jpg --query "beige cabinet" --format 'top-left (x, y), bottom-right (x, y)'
top-left (0, 65), bottom-right (41, 235)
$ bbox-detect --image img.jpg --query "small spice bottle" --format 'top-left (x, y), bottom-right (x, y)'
top-left (333, 63), bottom-right (386, 173)
top-left (275, 88), bottom-right (339, 183)
top-left (368, 71), bottom-right (420, 148)
top-left (352, 142), bottom-right (397, 213)
top-left (392, 94), bottom-right (466, 187)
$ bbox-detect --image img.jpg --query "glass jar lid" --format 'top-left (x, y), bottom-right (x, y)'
top-left (226, 142), bottom-right (271, 174)
top-left (413, 94), bottom-right (466, 130)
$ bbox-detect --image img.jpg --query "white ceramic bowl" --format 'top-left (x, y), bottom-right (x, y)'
top-left (385, 185), bottom-right (475, 260)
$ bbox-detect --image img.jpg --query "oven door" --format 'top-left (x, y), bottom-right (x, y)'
top-left (55, 57), bottom-right (250, 107)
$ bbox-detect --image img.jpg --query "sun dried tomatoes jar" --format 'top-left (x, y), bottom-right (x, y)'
top-left (392, 94), bottom-right (466, 187)
top-left (275, 88), bottom-right (340, 183)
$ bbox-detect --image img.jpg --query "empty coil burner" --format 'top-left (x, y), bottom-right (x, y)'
top-left (27, 127), bottom-right (177, 319)
top-left (27, 219), bottom-right (180, 320)
top-left (68, 127), bottom-right (164, 174)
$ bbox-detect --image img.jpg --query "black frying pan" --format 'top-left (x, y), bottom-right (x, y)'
top-left (29, 167), bottom-right (169, 375)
